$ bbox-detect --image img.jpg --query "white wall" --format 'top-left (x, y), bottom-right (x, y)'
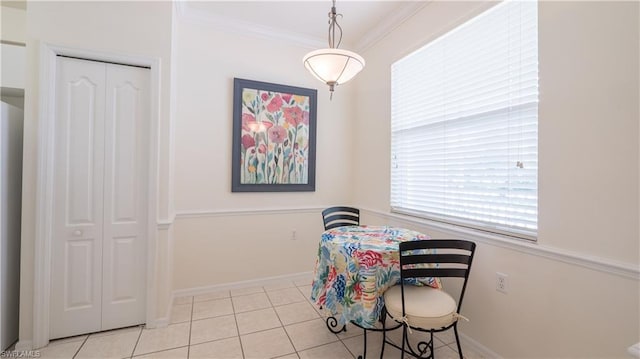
top-left (1, 5), bottom-right (26, 44)
top-left (537, 1), bottom-right (638, 262)
top-left (1, 44), bottom-right (26, 90)
top-left (353, 1), bottom-right (639, 357)
top-left (1, 5), bottom-right (26, 103)
top-left (21, 1), bottom-right (174, 347)
top-left (170, 8), bottom-right (356, 290)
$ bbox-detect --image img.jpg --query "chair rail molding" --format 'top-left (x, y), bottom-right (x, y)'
top-left (174, 206), bottom-right (326, 219)
top-left (157, 215), bottom-right (174, 231)
top-left (362, 208), bottom-right (640, 280)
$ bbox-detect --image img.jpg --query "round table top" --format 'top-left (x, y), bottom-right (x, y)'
top-left (321, 225), bottom-right (429, 249)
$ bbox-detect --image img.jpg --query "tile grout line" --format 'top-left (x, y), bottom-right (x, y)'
top-left (294, 284), bottom-right (323, 318)
top-left (176, 280), bottom-right (340, 358)
top-left (139, 346), bottom-right (190, 358)
top-left (71, 334), bottom-right (90, 359)
top-left (305, 280), bottom-right (397, 359)
top-left (221, 316), bottom-right (319, 338)
top-left (229, 289), bottom-right (246, 359)
top-left (191, 295), bottom-right (235, 322)
top-left (191, 292), bottom-right (231, 306)
top-left (187, 296), bottom-right (194, 359)
top-left (127, 326), bottom-right (144, 358)
top-left (295, 283), bottom-right (355, 358)
top-left (262, 284), bottom-right (298, 358)
top-left (291, 283), bottom-right (352, 357)
top-left (336, 330), bottom-right (358, 359)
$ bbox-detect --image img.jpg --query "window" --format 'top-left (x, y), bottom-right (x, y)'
top-left (390, 0), bottom-right (538, 239)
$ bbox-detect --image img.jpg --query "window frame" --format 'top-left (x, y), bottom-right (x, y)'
top-left (389, 0), bottom-right (539, 241)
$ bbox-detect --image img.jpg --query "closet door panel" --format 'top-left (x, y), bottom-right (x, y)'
top-left (101, 63), bottom-right (149, 330)
top-left (50, 57), bottom-right (106, 339)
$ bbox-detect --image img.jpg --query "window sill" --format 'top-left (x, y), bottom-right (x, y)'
top-left (362, 207), bottom-right (639, 280)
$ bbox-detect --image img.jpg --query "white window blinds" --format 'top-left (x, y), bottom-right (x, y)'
top-left (390, 0), bottom-right (538, 239)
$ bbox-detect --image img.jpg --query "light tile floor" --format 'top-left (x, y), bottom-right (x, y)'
top-left (34, 278), bottom-right (485, 358)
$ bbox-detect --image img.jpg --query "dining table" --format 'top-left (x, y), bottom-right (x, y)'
top-left (310, 225), bottom-right (441, 332)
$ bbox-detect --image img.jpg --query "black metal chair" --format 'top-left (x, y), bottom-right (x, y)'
top-left (380, 239), bottom-right (476, 359)
top-left (321, 206), bottom-right (360, 230)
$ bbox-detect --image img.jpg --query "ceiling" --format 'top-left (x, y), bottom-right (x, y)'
top-left (180, 1), bottom-right (428, 51)
top-left (0, 0), bottom-right (427, 51)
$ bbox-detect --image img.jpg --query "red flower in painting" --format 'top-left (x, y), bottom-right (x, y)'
top-left (282, 93), bottom-right (293, 104)
top-left (267, 95), bottom-right (283, 112)
top-left (242, 113), bottom-right (256, 132)
top-left (355, 250), bottom-right (383, 269)
top-left (283, 106), bottom-right (304, 127)
top-left (268, 125), bottom-right (287, 143)
top-left (302, 110), bottom-right (309, 125)
top-left (261, 92), bottom-right (269, 101)
top-left (258, 144), bottom-right (267, 154)
top-left (241, 134), bottom-right (255, 149)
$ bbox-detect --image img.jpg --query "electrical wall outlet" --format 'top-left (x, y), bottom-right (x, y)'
top-left (496, 272), bottom-right (508, 294)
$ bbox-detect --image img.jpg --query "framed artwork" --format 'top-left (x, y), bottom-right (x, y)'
top-left (232, 78), bottom-right (317, 192)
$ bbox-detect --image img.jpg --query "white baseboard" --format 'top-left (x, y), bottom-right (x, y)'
top-left (172, 271), bottom-right (314, 298)
top-left (460, 332), bottom-right (502, 358)
top-left (146, 296), bottom-right (172, 329)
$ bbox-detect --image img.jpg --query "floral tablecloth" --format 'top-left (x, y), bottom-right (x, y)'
top-left (310, 225), bottom-right (441, 329)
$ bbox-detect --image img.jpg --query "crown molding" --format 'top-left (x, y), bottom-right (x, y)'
top-left (175, 2), bottom-right (427, 52)
top-left (355, 1), bottom-right (429, 53)
top-left (175, 2), bottom-right (325, 49)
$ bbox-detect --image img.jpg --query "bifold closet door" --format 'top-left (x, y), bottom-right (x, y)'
top-left (101, 62), bottom-right (149, 331)
top-left (50, 56), bottom-right (149, 339)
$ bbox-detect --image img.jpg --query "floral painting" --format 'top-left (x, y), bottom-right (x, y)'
top-left (232, 78), bottom-right (317, 192)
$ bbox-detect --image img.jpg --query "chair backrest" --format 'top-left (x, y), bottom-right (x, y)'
top-left (322, 206), bottom-right (360, 230)
top-left (399, 239), bottom-right (476, 313)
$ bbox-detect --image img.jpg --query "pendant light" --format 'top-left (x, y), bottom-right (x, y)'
top-left (303, 0), bottom-right (365, 99)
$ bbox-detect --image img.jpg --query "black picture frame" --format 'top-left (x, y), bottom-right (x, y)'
top-left (232, 78), bottom-right (317, 192)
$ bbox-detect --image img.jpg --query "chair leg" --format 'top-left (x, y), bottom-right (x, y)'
top-left (453, 325), bottom-right (463, 359)
top-left (361, 328), bottom-right (368, 359)
top-left (430, 331), bottom-right (434, 359)
top-left (380, 309), bottom-right (387, 359)
top-left (401, 325), bottom-right (407, 359)
top-left (417, 331), bottom-right (434, 358)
